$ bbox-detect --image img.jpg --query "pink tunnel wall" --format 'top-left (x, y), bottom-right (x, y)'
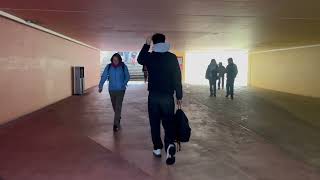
top-left (0, 16), bottom-right (100, 124)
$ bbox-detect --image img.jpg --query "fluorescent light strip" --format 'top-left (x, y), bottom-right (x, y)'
top-left (251, 44), bottom-right (320, 54)
top-left (0, 10), bottom-right (99, 51)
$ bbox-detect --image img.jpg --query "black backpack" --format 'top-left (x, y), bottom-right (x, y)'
top-left (174, 109), bottom-right (191, 151)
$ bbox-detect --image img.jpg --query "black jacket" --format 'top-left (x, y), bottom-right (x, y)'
top-left (226, 63), bottom-right (238, 79)
top-left (205, 64), bottom-right (218, 80)
top-left (137, 44), bottom-right (183, 100)
top-left (218, 65), bottom-right (226, 77)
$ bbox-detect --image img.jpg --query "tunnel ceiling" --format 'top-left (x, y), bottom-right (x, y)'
top-left (1, 0), bottom-right (320, 51)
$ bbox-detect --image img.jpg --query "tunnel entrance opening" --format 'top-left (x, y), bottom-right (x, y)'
top-left (185, 51), bottom-right (248, 86)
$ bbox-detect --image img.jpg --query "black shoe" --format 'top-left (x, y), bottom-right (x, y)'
top-left (113, 125), bottom-right (119, 132)
top-left (214, 94), bottom-right (216, 97)
top-left (231, 95), bottom-right (234, 100)
top-left (166, 144), bottom-right (176, 165)
top-left (225, 95), bottom-right (229, 98)
top-left (210, 93), bottom-right (213, 97)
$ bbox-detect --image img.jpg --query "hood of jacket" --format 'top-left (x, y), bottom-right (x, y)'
top-left (152, 43), bottom-right (170, 53)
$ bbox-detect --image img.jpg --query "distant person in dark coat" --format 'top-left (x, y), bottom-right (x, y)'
top-left (205, 59), bottom-right (218, 97)
top-left (225, 58), bottom-right (238, 99)
top-left (217, 62), bottom-right (226, 90)
top-left (142, 65), bottom-right (148, 83)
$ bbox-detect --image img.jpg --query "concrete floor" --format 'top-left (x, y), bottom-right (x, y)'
top-left (0, 83), bottom-right (320, 180)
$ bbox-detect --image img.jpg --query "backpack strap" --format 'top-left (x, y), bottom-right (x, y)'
top-left (107, 63), bottom-right (111, 71)
top-left (121, 63), bottom-right (125, 73)
top-left (108, 63), bottom-right (125, 73)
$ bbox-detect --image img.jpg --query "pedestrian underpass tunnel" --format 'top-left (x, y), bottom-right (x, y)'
top-left (1, 0), bottom-right (320, 179)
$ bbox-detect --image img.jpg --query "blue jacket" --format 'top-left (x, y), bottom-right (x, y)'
top-left (99, 63), bottom-right (130, 91)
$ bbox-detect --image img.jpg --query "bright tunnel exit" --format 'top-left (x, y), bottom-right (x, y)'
top-left (185, 51), bottom-right (248, 86)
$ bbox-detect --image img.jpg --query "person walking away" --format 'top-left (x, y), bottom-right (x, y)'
top-left (98, 53), bottom-right (130, 132)
top-left (142, 65), bottom-right (148, 83)
top-left (217, 62), bottom-right (226, 90)
top-left (137, 33), bottom-right (183, 165)
top-left (225, 58), bottom-right (238, 100)
top-left (205, 59), bottom-right (218, 97)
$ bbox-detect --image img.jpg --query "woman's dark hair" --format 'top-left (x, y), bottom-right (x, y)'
top-left (152, 33), bottom-right (166, 44)
top-left (110, 53), bottom-right (123, 63)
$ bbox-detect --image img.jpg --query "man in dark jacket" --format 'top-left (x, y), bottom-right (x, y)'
top-left (226, 58), bottom-right (238, 99)
top-left (217, 62), bottom-right (226, 90)
top-left (137, 33), bottom-right (183, 165)
top-left (205, 59), bottom-right (218, 97)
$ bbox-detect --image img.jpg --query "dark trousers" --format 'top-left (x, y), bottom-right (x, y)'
top-left (226, 78), bottom-right (235, 97)
top-left (209, 78), bottom-right (217, 95)
top-left (148, 93), bottom-right (175, 150)
top-left (218, 76), bottom-right (225, 89)
top-left (143, 71), bottom-right (148, 82)
top-left (109, 90), bottom-right (125, 127)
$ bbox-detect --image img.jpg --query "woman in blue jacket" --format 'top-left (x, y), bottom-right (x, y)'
top-left (98, 53), bottom-right (130, 132)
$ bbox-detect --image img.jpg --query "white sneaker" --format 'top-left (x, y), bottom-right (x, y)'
top-left (153, 149), bottom-right (162, 158)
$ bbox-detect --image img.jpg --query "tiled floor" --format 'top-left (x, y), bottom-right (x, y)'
top-left (0, 83), bottom-right (319, 180)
